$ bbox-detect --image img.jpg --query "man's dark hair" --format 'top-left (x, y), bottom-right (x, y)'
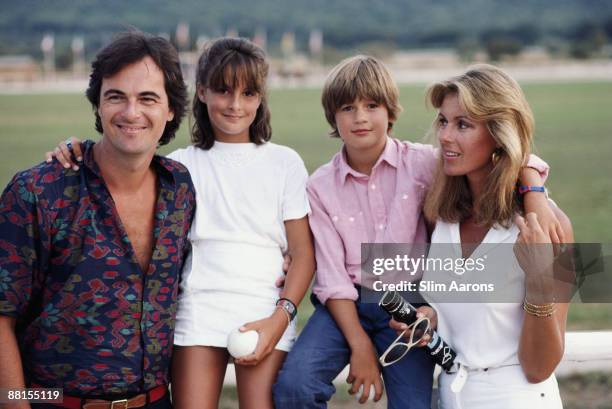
top-left (86, 31), bottom-right (188, 146)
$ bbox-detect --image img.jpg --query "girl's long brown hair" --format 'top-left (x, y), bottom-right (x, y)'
top-left (191, 37), bottom-right (271, 149)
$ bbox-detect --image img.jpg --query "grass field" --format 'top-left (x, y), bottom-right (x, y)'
top-left (1, 82), bottom-right (611, 332)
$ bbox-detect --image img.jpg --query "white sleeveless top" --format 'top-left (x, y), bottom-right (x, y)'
top-left (423, 221), bottom-right (562, 409)
top-left (423, 220), bottom-right (524, 369)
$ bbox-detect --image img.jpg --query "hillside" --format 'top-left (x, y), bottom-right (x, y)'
top-left (0, 0), bottom-right (610, 57)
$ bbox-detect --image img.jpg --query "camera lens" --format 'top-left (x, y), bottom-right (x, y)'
top-left (379, 290), bottom-right (418, 324)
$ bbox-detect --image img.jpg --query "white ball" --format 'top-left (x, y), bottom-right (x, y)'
top-left (355, 384), bottom-right (376, 402)
top-left (227, 328), bottom-right (259, 358)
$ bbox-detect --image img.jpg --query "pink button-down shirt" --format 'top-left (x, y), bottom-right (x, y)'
top-left (308, 138), bottom-right (437, 303)
top-left (308, 137), bottom-right (548, 304)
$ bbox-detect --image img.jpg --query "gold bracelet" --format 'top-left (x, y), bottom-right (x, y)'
top-left (523, 300), bottom-right (555, 317)
top-left (523, 302), bottom-right (555, 312)
top-left (524, 309), bottom-right (554, 318)
top-left (523, 305), bottom-right (555, 317)
top-left (524, 299), bottom-right (555, 310)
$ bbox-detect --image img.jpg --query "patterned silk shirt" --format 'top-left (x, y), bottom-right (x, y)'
top-left (0, 140), bottom-right (196, 397)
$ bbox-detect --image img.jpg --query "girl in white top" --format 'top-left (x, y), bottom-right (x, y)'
top-left (47, 38), bottom-right (315, 409)
top-left (168, 38), bottom-right (315, 409)
top-left (391, 64), bottom-right (573, 409)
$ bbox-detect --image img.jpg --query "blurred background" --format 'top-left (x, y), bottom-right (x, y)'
top-left (1, 1), bottom-right (611, 407)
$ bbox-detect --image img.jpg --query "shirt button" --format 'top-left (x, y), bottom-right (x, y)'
top-left (370, 184), bottom-right (376, 190)
top-left (402, 194), bottom-right (408, 200)
top-left (332, 215), bottom-right (338, 222)
top-left (349, 217), bottom-right (355, 222)
top-left (379, 224), bottom-right (384, 230)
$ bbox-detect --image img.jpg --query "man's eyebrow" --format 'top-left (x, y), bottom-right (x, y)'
top-left (139, 91), bottom-right (162, 99)
top-left (102, 90), bottom-right (162, 99)
top-left (103, 89), bottom-right (125, 97)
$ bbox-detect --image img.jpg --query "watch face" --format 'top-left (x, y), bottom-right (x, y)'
top-left (282, 301), bottom-right (293, 312)
top-left (278, 300), bottom-right (296, 318)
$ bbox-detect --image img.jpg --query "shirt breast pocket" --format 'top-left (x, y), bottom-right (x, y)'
top-left (332, 212), bottom-right (368, 266)
top-left (392, 184), bottom-right (427, 226)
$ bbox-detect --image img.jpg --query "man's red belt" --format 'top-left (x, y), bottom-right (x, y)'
top-left (31, 384), bottom-right (167, 409)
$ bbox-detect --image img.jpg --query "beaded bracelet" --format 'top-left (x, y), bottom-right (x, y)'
top-left (518, 185), bottom-right (546, 195)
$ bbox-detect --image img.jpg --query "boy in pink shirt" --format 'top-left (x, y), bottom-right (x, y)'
top-left (273, 55), bottom-right (556, 409)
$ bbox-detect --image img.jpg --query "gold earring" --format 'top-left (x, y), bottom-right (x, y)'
top-left (491, 148), bottom-right (503, 166)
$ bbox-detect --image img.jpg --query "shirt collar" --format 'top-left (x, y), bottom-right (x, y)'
top-left (338, 136), bottom-right (398, 182)
top-left (81, 140), bottom-right (102, 177)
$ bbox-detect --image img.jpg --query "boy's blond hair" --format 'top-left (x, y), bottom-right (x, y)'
top-left (322, 55), bottom-right (402, 137)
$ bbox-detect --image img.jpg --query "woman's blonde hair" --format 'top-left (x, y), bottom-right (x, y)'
top-left (423, 64), bottom-right (535, 228)
top-left (321, 55), bottom-right (402, 137)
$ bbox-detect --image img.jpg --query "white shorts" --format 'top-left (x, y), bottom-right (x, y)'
top-left (173, 288), bottom-right (297, 351)
top-left (173, 243), bottom-right (297, 351)
top-left (438, 365), bottom-right (562, 409)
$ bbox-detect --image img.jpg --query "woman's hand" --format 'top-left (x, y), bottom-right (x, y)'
top-left (44, 137), bottom-right (83, 170)
top-left (514, 213), bottom-right (556, 303)
top-left (388, 306), bottom-right (437, 347)
top-left (346, 337), bottom-right (384, 403)
top-left (233, 308), bottom-right (289, 366)
top-left (524, 195), bottom-right (565, 245)
top-left (520, 167), bottom-right (564, 244)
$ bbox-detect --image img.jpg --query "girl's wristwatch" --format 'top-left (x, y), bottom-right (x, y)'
top-left (276, 298), bottom-right (297, 321)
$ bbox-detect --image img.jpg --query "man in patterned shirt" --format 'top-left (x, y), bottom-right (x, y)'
top-left (0, 31), bottom-right (196, 409)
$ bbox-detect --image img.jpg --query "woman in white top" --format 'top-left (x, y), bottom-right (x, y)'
top-left (391, 64), bottom-right (573, 408)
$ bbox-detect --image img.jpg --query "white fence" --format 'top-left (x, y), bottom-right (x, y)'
top-left (556, 331), bottom-right (612, 376)
top-left (221, 331), bottom-right (612, 386)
